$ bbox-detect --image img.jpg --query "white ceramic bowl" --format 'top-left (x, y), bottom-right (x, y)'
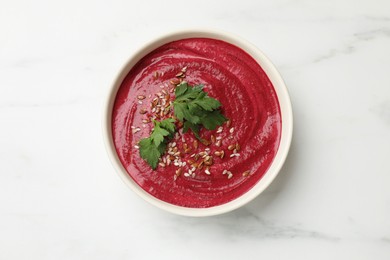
top-left (102, 29), bottom-right (293, 217)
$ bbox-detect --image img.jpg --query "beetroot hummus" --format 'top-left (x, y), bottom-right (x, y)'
top-left (112, 38), bottom-right (281, 208)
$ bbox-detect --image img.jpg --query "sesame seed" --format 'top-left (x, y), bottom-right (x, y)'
top-left (132, 128), bottom-right (141, 134)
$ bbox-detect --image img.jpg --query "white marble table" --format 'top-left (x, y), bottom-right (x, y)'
top-left (1, 0), bottom-right (389, 259)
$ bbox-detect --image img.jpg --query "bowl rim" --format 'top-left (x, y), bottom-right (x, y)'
top-left (102, 28), bottom-right (293, 217)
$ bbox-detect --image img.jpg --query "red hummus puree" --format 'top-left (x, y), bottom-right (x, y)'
top-left (112, 38), bottom-right (281, 208)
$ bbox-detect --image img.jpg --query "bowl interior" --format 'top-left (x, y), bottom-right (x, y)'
top-left (102, 29), bottom-right (293, 217)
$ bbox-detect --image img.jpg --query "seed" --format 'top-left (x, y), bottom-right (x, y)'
top-left (199, 152), bottom-right (207, 158)
top-left (201, 139), bottom-right (211, 146)
top-left (176, 71), bottom-right (184, 77)
top-left (228, 144), bottom-right (235, 151)
top-left (190, 153), bottom-right (196, 158)
top-left (175, 168), bottom-right (183, 176)
top-left (233, 149), bottom-right (237, 154)
top-left (214, 151), bottom-right (221, 156)
top-left (217, 126), bottom-right (223, 133)
top-left (211, 135), bottom-right (216, 143)
top-left (171, 142), bottom-right (176, 147)
top-left (183, 143), bottom-right (188, 150)
top-left (188, 159), bottom-right (194, 165)
top-left (215, 140), bottom-right (222, 147)
top-left (138, 100), bottom-right (143, 105)
top-left (174, 152), bottom-right (180, 157)
top-left (228, 173), bottom-right (233, 179)
top-left (170, 78), bottom-right (180, 85)
top-left (242, 171), bottom-right (250, 177)
top-left (184, 148), bottom-right (191, 153)
top-left (193, 140), bottom-right (198, 149)
top-left (165, 94), bottom-right (170, 102)
top-left (229, 127), bottom-right (235, 134)
top-left (132, 128), bottom-right (141, 134)
top-left (159, 162), bottom-right (166, 167)
top-left (181, 66), bottom-right (187, 72)
top-left (160, 85), bottom-right (164, 89)
top-left (163, 108), bottom-right (170, 115)
top-left (204, 156), bottom-right (213, 166)
top-left (153, 71), bottom-right (159, 79)
top-left (226, 119), bottom-right (231, 128)
top-left (173, 147), bottom-right (178, 153)
top-left (194, 154), bottom-right (200, 161)
top-left (205, 168), bottom-right (211, 175)
top-left (137, 95), bottom-right (146, 100)
top-left (205, 148), bottom-right (210, 152)
top-left (134, 145), bottom-right (139, 149)
top-left (235, 143), bottom-right (240, 151)
top-left (220, 150), bottom-right (225, 159)
top-left (197, 161), bottom-right (204, 170)
top-left (184, 172), bottom-right (190, 177)
top-left (222, 170), bottom-right (228, 175)
top-left (142, 119), bottom-right (149, 123)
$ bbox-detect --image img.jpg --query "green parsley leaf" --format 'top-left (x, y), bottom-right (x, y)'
top-left (139, 119), bottom-right (176, 169)
top-left (201, 110), bottom-right (228, 130)
top-left (159, 118), bottom-right (176, 133)
top-left (173, 82), bottom-right (227, 137)
top-left (183, 121), bottom-right (201, 138)
top-left (138, 137), bottom-right (160, 169)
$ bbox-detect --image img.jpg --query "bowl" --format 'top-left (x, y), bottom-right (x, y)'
top-left (102, 29), bottom-right (293, 217)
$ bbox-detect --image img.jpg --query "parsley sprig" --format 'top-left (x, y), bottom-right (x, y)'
top-left (138, 118), bottom-right (176, 169)
top-left (139, 82), bottom-right (227, 169)
top-left (173, 82), bottom-right (227, 138)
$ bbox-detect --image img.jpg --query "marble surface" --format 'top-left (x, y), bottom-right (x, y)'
top-left (1, 0), bottom-right (390, 259)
